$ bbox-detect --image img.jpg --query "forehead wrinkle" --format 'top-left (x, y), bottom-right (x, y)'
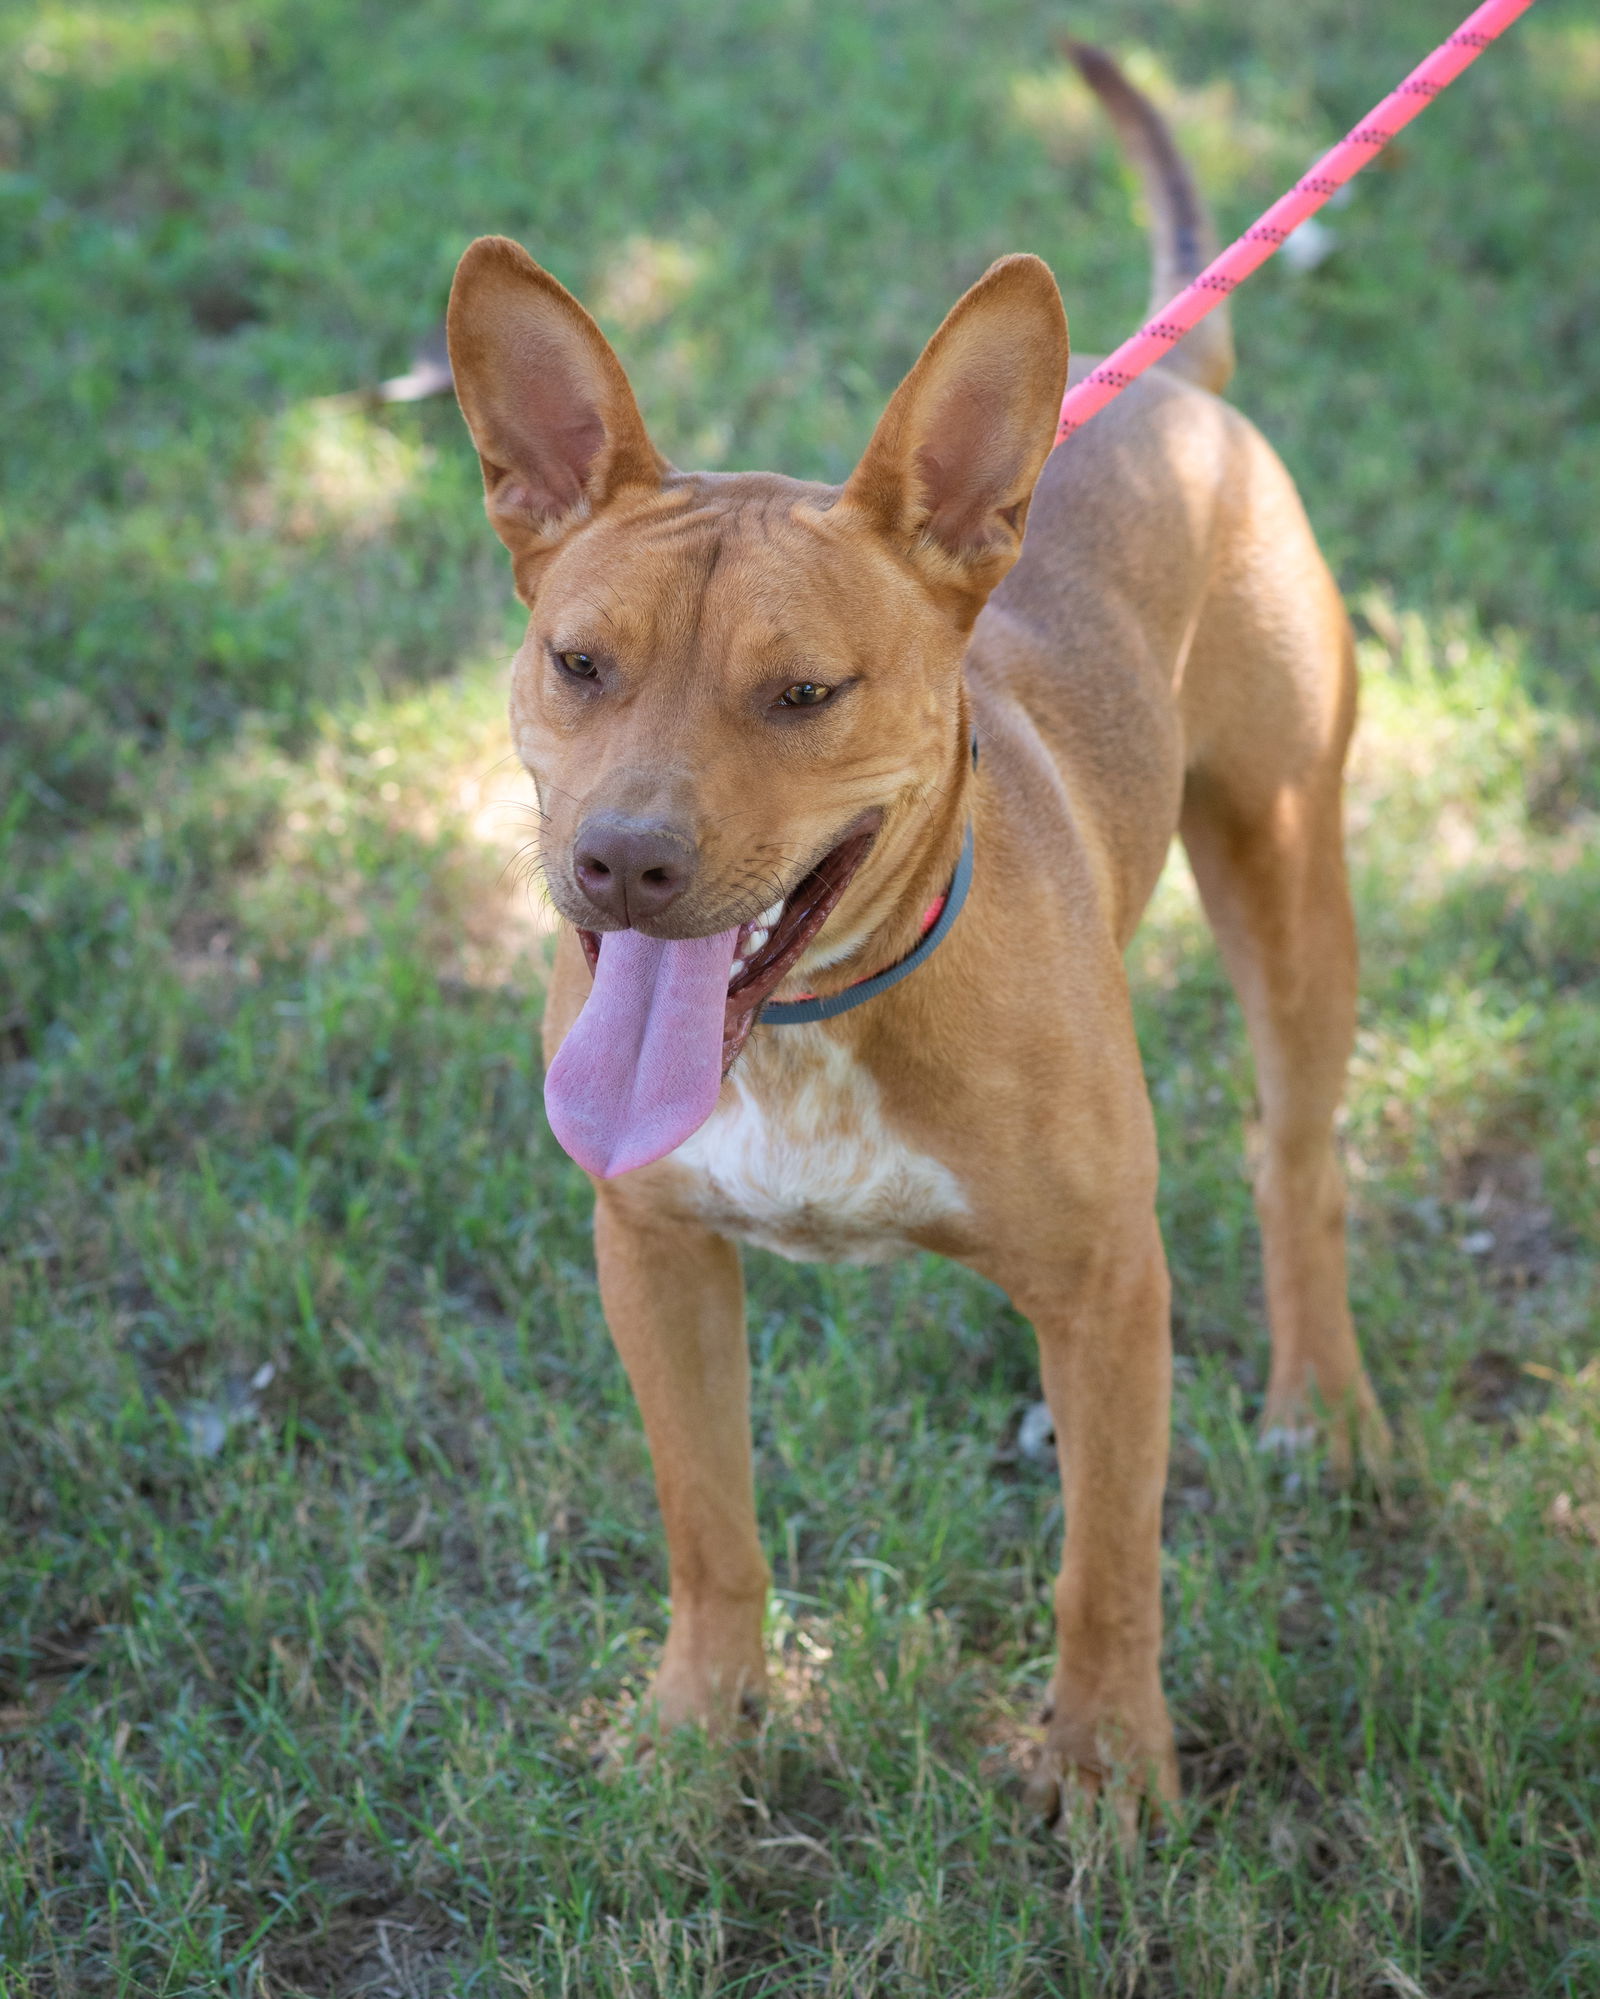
top-left (680, 528), bottom-right (726, 653)
top-left (698, 587), bottom-right (818, 681)
top-left (554, 551), bottom-right (710, 668)
top-left (558, 484), bottom-right (867, 679)
top-left (554, 585), bottom-right (628, 636)
top-left (731, 602), bottom-right (853, 681)
top-left (699, 506), bottom-right (868, 664)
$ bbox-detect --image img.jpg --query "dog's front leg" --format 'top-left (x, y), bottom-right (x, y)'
top-left (594, 1189), bottom-right (769, 1732)
top-left (1004, 1215), bottom-right (1180, 1828)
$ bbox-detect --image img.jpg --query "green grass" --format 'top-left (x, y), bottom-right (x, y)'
top-left (2, 0), bottom-right (1598, 1990)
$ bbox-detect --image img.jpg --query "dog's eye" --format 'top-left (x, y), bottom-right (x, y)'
top-left (556, 651), bottom-right (598, 680)
top-left (778, 681), bottom-right (833, 708)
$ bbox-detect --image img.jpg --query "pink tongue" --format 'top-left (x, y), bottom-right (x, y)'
top-left (545, 926), bottom-right (740, 1178)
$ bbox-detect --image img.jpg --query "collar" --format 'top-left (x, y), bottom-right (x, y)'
top-left (758, 735), bottom-right (977, 1028)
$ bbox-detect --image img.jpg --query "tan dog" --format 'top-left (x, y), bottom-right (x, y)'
top-left (445, 49), bottom-right (1386, 1818)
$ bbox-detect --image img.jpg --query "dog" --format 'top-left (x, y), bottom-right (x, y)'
top-left (444, 46), bottom-right (1387, 1820)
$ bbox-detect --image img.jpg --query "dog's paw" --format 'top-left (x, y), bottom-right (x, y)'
top-left (640, 1656), bottom-right (767, 1740)
top-left (588, 1678), bottom-right (766, 1785)
top-left (1259, 1379), bottom-right (1392, 1484)
top-left (1023, 1696), bottom-right (1178, 1850)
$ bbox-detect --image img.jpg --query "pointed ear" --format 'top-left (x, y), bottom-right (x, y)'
top-left (840, 255), bottom-right (1069, 615)
top-left (446, 236), bottom-right (667, 579)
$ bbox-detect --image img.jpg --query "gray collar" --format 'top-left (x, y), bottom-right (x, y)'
top-left (757, 819), bottom-right (974, 1026)
top-left (758, 732), bottom-right (979, 1027)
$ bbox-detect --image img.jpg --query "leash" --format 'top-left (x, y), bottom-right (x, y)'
top-left (762, 0), bottom-right (1533, 1030)
top-left (1055, 0), bottom-right (1537, 444)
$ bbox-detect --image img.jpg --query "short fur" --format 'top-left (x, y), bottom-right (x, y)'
top-left (446, 51), bottom-right (1385, 1821)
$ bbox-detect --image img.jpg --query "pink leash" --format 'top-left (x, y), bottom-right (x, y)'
top-left (1055, 0), bottom-right (1537, 444)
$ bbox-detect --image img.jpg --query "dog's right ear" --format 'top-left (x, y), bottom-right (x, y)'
top-left (446, 237), bottom-right (666, 584)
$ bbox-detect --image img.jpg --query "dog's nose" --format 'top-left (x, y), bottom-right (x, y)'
top-left (572, 815), bottom-right (696, 925)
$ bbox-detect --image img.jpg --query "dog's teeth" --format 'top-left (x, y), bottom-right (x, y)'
top-left (728, 957), bottom-right (747, 985)
top-left (761, 899), bottom-right (785, 930)
top-left (746, 924), bottom-right (769, 953)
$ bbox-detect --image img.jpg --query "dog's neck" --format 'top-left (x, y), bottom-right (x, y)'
top-left (777, 697), bottom-right (976, 1007)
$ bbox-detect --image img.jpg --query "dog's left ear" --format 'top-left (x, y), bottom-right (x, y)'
top-left (447, 236), bottom-right (667, 590)
top-left (840, 255), bottom-right (1069, 617)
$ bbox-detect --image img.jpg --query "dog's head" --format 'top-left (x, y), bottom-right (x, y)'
top-left (447, 236), bottom-right (1067, 1172)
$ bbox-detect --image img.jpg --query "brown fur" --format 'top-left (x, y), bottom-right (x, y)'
top-left (445, 53), bottom-right (1386, 1823)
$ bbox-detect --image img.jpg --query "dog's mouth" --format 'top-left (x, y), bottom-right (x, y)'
top-left (546, 817), bottom-right (880, 1180)
top-left (577, 815), bottom-right (879, 1074)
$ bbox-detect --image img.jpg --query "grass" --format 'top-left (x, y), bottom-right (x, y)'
top-left (1, 0), bottom-right (1597, 1990)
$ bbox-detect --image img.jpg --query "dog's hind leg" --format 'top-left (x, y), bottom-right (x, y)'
top-left (1177, 520), bottom-right (1388, 1476)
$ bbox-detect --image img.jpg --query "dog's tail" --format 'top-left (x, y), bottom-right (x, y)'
top-left (1065, 41), bottom-right (1236, 396)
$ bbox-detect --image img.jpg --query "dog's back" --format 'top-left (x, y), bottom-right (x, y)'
top-left (978, 53), bottom-right (1352, 957)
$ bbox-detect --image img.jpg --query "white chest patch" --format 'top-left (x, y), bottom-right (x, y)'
top-left (668, 1029), bottom-right (968, 1264)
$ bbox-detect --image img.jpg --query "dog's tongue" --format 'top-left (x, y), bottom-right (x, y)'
top-left (545, 926), bottom-right (740, 1178)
